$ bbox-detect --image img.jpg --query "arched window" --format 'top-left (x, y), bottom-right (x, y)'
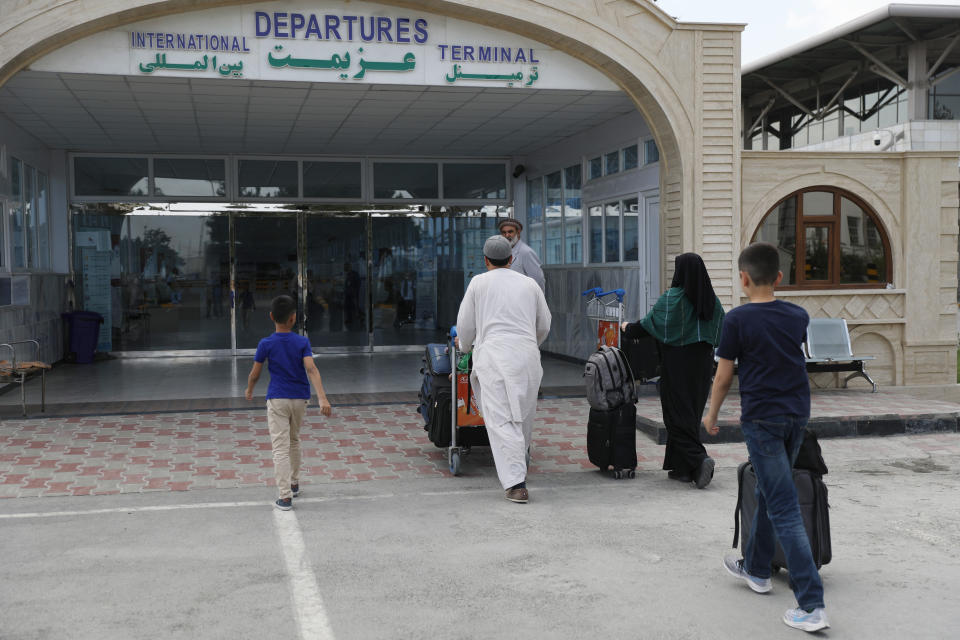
top-left (752, 187), bottom-right (891, 289)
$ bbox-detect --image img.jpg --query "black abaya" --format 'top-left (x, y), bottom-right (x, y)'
top-left (622, 322), bottom-right (714, 474)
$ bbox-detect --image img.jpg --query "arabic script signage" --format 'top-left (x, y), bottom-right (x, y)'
top-left (30, 1), bottom-right (617, 92)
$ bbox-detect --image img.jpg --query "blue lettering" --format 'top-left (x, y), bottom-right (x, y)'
top-left (500, 47), bottom-right (510, 62)
top-left (273, 12), bottom-right (289, 38)
top-left (463, 45), bottom-right (474, 61)
top-left (414, 18), bottom-right (428, 44)
top-left (377, 17), bottom-right (392, 42)
top-left (210, 35), bottom-right (219, 50)
top-left (325, 15), bottom-right (341, 41)
top-left (306, 15), bottom-right (322, 39)
top-left (478, 46), bottom-right (491, 62)
top-left (153, 33), bottom-right (161, 49)
top-left (516, 48), bottom-right (526, 63)
top-left (243, 36), bottom-right (250, 52)
top-left (360, 17), bottom-right (375, 42)
top-left (231, 36), bottom-right (241, 51)
top-left (437, 44), bottom-right (448, 60)
top-left (290, 13), bottom-right (305, 39)
top-left (135, 32), bottom-right (146, 48)
top-left (396, 18), bottom-right (410, 43)
top-left (166, 33), bottom-right (174, 49)
top-left (255, 11), bottom-right (270, 37)
top-left (343, 16), bottom-right (357, 40)
top-left (188, 34), bottom-right (197, 50)
top-left (452, 45), bottom-right (461, 61)
top-left (177, 33), bottom-right (186, 49)
top-left (530, 49), bottom-right (539, 63)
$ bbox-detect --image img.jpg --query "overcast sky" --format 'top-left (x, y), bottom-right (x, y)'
top-left (655, 0), bottom-right (960, 64)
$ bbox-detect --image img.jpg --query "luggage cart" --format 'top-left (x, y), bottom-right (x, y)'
top-left (582, 287), bottom-right (626, 349)
top-left (447, 326), bottom-right (489, 476)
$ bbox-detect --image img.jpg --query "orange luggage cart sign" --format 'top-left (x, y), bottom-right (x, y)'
top-left (598, 320), bottom-right (619, 348)
top-left (456, 373), bottom-right (484, 426)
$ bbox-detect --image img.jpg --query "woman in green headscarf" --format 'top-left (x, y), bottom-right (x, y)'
top-left (621, 252), bottom-right (724, 489)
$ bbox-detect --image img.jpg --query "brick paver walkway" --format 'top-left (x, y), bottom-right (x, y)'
top-left (3, 395), bottom-right (960, 499)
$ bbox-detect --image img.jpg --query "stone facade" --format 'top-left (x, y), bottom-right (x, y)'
top-left (742, 151), bottom-right (959, 386)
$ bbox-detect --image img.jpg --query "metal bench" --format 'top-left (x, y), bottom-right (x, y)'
top-left (0, 339), bottom-right (50, 416)
top-left (804, 318), bottom-right (878, 393)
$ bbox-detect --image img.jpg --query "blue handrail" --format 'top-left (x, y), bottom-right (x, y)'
top-left (581, 287), bottom-right (603, 298)
top-left (582, 287), bottom-right (625, 302)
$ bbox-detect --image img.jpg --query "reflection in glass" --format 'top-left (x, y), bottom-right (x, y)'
top-left (589, 205), bottom-right (603, 263)
top-left (10, 158), bottom-right (25, 268)
top-left (754, 196), bottom-right (797, 284)
top-left (373, 162), bottom-right (438, 199)
top-left (644, 139), bottom-right (659, 164)
top-left (802, 191), bottom-right (833, 216)
top-left (154, 159), bottom-right (226, 197)
top-left (526, 177), bottom-right (543, 258)
top-left (604, 151), bottom-right (619, 175)
top-left (623, 145), bottom-right (639, 170)
top-left (589, 157), bottom-right (602, 180)
top-left (840, 198), bottom-right (886, 284)
top-left (37, 173), bottom-right (50, 270)
top-left (74, 157), bottom-right (149, 196)
top-left (805, 226), bottom-right (830, 280)
top-left (442, 163), bottom-right (506, 199)
top-left (303, 161), bottom-right (362, 198)
top-left (72, 207), bottom-right (231, 351)
top-left (238, 160), bottom-right (298, 198)
top-left (545, 171), bottom-right (563, 265)
top-left (623, 198), bottom-right (639, 262)
top-left (563, 165), bottom-right (582, 264)
top-left (24, 165), bottom-right (35, 268)
top-left (605, 201), bottom-right (621, 263)
top-left (235, 217), bottom-right (299, 348)
top-left (305, 216), bottom-right (368, 347)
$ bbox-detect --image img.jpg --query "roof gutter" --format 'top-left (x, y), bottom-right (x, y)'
top-left (742, 3), bottom-right (960, 75)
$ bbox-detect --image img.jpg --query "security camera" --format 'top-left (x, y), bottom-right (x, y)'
top-left (873, 131), bottom-right (882, 146)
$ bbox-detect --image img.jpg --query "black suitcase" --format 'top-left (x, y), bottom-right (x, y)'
top-left (586, 403), bottom-right (638, 478)
top-left (418, 343), bottom-right (452, 448)
top-left (733, 462), bottom-right (832, 571)
top-left (621, 334), bottom-right (660, 381)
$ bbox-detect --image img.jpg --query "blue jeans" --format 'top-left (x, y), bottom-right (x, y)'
top-left (742, 415), bottom-right (825, 611)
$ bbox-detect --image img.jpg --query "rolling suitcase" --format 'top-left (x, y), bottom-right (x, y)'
top-left (586, 403), bottom-right (637, 479)
top-left (733, 462), bottom-right (832, 571)
top-left (418, 343), bottom-right (452, 447)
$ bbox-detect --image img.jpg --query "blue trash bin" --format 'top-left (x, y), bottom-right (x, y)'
top-left (62, 311), bottom-right (103, 364)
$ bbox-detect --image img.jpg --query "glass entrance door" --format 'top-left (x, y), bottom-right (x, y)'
top-left (233, 216), bottom-right (299, 349)
top-left (303, 214), bottom-right (369, 348)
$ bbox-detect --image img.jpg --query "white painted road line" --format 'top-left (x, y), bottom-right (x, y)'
top-left (0, 482), bottom-right (609, 520)
top-left (273, 509), bottom-right (336, 640)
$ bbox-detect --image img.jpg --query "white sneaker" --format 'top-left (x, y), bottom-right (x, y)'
top-left (722, 554), bottom-right (772, 593)
top-left (783, 607), bottom-right (830, 632)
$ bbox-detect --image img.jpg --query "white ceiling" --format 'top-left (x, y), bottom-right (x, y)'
top-left (0, 71), bottom-right (637, 157)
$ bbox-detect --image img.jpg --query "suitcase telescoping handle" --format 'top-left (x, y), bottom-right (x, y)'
top-left (732, 461), bottom-right (748, 549)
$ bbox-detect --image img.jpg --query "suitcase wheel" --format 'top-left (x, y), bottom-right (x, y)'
top-left (449, 450), bottom-right (461, 476)
top-left (626, 469), bottom-right (636, 479)
top-left (610, 468), bottom-right (636, 480)
top-left (611, 469), bottom-right (623, 480)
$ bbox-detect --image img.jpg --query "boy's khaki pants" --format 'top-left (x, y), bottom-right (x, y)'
top-left (267, 398), bottom-right (307, 500)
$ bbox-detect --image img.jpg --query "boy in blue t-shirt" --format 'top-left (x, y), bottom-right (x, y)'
top-left (703, 242), bottom-right (828, 633)
top-left (245, 295), bottom-right (331, 511)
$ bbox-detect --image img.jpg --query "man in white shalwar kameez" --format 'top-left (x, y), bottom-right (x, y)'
top-left (456, 235), bottom-right (551, 503)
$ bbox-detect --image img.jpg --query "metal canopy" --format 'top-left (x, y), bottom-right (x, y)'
top-left (0, 70), bottom-right (636, 157)
top-left (742, 4), bottom-right (960, 144)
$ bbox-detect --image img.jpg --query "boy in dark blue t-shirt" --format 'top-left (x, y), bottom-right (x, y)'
top-left (703, 242), bottom-right (828, 633)
top-left (245, 295), bottom-right (331, 511)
